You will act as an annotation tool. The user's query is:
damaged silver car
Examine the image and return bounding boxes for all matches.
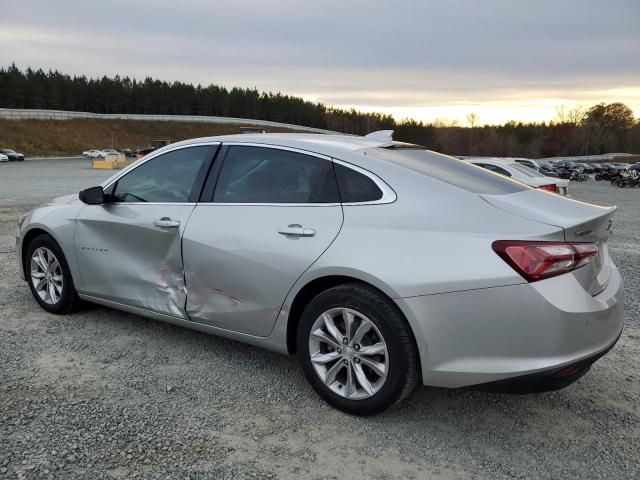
[17,132,623,415]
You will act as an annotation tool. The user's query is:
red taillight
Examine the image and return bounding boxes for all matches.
[492,241,598,282]
[538,184,559,194]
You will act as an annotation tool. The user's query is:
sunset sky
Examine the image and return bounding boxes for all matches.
[1,0,639,125]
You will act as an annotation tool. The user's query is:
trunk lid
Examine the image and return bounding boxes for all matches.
[481,190,615,295]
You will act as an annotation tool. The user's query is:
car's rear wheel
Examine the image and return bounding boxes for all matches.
[297,283,419,415]
[26,234,80,314]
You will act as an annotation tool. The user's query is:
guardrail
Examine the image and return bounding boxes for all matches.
[0,108,337,134]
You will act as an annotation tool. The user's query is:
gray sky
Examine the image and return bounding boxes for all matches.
[1,0,639,124]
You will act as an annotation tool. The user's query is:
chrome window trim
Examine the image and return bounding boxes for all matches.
[196,203,341,207]
[208,142,397,206]
[99,202,198,206]
[101,140,397,207]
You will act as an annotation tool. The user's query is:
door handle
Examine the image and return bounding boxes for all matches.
[278,224,316,237]
[153,217,180,229]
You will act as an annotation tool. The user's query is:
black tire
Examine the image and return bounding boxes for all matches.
[25,234,80,314]
[297,283,420,416]
[595,175,601,181]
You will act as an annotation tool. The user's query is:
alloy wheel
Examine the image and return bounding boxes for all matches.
[308,307,389,400]
[30,247,63,305]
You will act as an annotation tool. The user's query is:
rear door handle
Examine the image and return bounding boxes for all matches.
[278,224,316,237]
[153,217,180,229]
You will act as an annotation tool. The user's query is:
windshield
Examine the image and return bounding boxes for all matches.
[370,148,528,195]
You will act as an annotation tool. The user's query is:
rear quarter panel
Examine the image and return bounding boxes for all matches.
[311,170,564,298]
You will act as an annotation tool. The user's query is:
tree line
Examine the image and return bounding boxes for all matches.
[1,64,638,158]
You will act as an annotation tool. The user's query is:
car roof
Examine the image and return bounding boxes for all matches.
[161,133,397,158]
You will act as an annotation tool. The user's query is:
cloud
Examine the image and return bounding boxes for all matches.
[1,0,639,123]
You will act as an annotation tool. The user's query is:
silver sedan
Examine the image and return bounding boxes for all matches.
[16,132,623,415]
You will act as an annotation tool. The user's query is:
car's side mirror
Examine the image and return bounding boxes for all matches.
[79,186,105,205]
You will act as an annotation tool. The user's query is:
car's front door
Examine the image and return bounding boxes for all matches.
[182,144,344,336]
[75,144,217,317]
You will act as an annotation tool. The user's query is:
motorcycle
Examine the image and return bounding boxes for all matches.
[570,171,589,182]
[613,172,639,187]
[620,173,640,188]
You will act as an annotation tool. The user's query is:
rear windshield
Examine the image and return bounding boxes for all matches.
[371,148,528,195]
[510,163,543,178]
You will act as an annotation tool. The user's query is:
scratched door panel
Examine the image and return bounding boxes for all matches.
[75,204,195,317]
[182,205,343,336]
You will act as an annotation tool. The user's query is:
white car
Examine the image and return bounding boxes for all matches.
[0,153,8,162]
[464,157,569,196]
[99,149,119,158]
[83,150,102,158]
[511,158,540,169]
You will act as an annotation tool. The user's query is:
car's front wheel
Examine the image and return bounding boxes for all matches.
[26,234,80,314]
[297,283,419,415]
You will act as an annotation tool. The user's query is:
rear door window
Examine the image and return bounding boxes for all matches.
[213,146,339,203]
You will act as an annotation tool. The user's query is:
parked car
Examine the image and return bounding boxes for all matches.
[513,158,539,170]
[575,163,595,174]
[0,153,8,162]
[119,148,135,158]
[510,158,559,178]
[464,157,570,195]
[0,148,25,161]
[539,166,559,178]
[554,160,574,170]
[83,149,102,158]
[99,149,119,158]
[16,132,623,415]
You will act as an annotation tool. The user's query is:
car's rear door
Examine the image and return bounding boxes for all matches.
[75,144,218,317]
[182,144,344,336]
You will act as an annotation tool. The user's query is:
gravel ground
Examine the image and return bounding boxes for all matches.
[1,160,639,479]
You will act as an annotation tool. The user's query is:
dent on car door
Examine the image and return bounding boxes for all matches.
[182,145,344,336]
[75,144,216,317]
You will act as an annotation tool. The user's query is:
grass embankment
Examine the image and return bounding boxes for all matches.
[0,119,300,157]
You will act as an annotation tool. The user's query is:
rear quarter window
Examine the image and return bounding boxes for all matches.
[334,164,383,202]
[370,148,528,195]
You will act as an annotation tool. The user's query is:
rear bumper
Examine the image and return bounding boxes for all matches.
[471,328,621,393]
[397,263,624,388]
